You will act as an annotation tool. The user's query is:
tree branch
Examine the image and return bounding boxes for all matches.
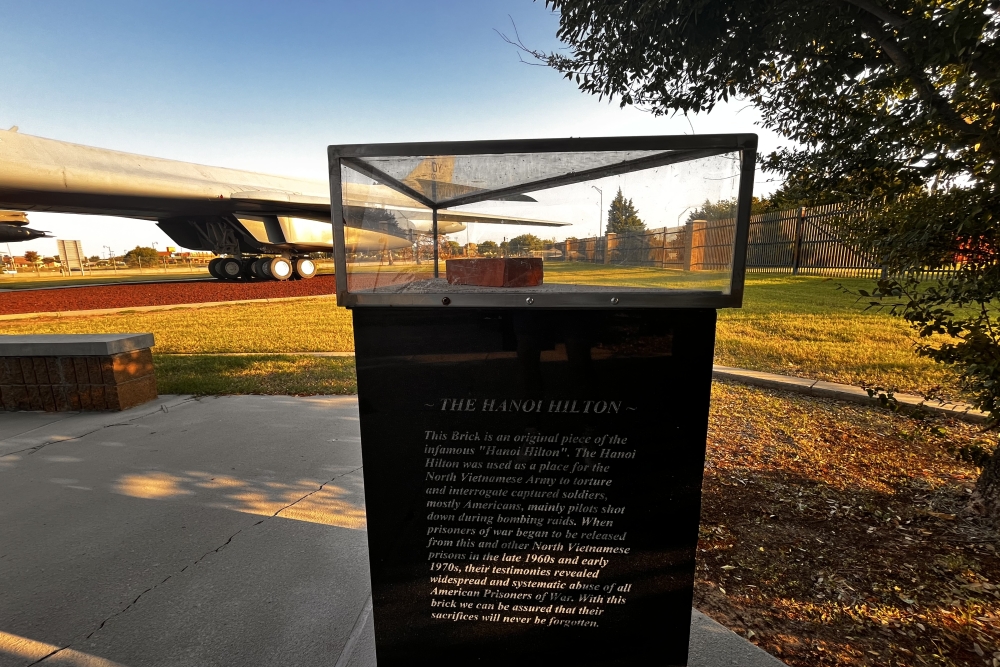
[851,12,985,141]
[841,0,909,29]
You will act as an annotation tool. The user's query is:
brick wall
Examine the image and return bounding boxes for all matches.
[0,348,157,411]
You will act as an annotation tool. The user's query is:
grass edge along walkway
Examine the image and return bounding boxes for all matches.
[153,351,988,424]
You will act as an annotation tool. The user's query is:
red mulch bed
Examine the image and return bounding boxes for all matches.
[0,276,339,315]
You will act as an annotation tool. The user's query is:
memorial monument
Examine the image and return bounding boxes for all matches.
[329,135,755,666]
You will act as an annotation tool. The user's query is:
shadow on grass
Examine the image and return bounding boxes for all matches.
[154,354,357,395]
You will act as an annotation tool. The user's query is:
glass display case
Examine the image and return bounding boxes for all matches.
[328,135,756,308]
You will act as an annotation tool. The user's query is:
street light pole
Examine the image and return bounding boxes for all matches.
[591,186,603,263]
[104,246,117,275]
[677,206,694,227]
[591,186,603,237]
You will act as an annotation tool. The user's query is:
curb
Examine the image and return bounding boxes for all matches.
[713,365,990,424]
[0,293,337,321]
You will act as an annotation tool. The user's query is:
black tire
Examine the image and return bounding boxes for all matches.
[207,257,223,279]
[249,258,265,279]
[218,257,242,280]
[241,258,257,279]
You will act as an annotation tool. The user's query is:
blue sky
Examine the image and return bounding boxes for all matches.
[1,1,787,257]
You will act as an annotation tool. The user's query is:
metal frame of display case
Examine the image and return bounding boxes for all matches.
[328,134,756,309]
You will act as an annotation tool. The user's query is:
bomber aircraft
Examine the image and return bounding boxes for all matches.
[0,128,566,280]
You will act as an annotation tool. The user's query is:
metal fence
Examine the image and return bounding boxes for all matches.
[554,202,961,279]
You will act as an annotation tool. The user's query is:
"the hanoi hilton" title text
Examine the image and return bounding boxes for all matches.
[439,398,623,414]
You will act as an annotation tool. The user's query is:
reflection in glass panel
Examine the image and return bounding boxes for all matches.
[355,151,668,204]
[341,150,743,296]
[341,163,434,292]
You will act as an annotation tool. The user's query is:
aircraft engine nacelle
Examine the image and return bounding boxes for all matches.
[0,224,49,243]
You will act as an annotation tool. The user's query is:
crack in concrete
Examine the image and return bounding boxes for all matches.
[25,647,67,667]
[1,414,76,441]
[271,464,364,520]
[43,463,365,661]
[0,398,197,459]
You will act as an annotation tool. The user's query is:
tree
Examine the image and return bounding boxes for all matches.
[509,233,545,255]
[23,250,38,263]
[124,246,159,268]
[478,240,500,257]
[527,1,1000,519]
[88,255,101,263]
[687,197,774,222]
[606,188,645,234]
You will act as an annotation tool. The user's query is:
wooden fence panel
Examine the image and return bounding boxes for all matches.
[552,201,964,279]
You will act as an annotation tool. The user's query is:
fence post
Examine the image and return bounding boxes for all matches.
[662,227,668,269]
[791,207,806,275]
[682,221,694,271]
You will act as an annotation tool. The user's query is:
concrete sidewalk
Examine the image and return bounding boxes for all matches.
[0,396,784,667]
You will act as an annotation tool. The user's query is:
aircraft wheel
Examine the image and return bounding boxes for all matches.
[218,257,243,280]
[241,258,257,279]
[207,257,223,279]
[257,258,273,279]
[269,257,292,281]
[293,258,316,280]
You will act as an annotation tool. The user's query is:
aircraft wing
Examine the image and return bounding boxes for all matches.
[0,129,333,221]
[0,131,565,227]
[436,210,569,228]
[0,130,569,258]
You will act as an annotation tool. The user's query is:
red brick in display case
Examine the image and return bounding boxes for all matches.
[445,258,543,288]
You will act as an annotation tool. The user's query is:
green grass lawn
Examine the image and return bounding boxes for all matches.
[0,268,212,290]
[0,298,354,353]
[715,273,960,398]
[155,355,356,395]
[0,269,962,398]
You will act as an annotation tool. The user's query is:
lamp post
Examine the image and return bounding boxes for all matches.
[104,246,117,275]
[591,186,603,237]
[677,206,694,227]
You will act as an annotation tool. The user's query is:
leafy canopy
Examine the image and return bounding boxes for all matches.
[607,188,646,234]
[529,0,1000,517]
[536,0,996,202]
[124,246,160,267]
[509,233,545,253]
[477,240,500,256]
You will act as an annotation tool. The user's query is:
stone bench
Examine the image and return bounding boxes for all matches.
[0,334,157,412]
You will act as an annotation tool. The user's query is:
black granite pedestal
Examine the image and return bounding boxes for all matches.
[353,308,717,666]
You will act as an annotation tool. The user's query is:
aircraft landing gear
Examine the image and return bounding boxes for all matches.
[208,255,315,281]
